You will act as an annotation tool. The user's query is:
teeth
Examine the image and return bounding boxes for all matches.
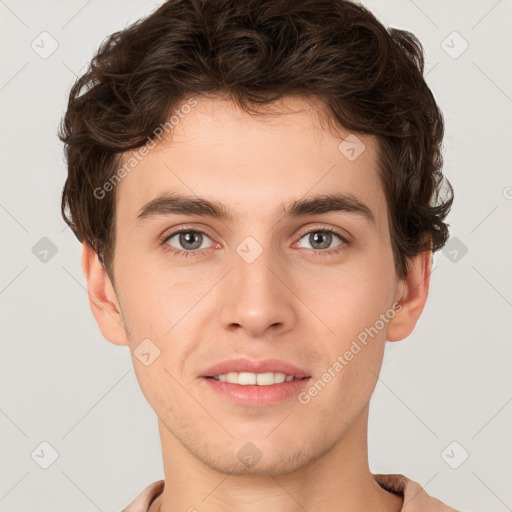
[212,372,297,385]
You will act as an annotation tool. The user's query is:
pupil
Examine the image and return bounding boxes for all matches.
[180,232,201,250]
[311,232,331,249]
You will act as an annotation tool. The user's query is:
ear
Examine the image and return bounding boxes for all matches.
[386,250,432,342]
[81,242,128,346]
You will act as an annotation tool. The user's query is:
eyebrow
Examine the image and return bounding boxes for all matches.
[136,191,375,225]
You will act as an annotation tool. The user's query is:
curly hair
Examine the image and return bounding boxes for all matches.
[59,0,453,283]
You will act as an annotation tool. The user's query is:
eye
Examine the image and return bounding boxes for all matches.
[160,225,348,259]
[296,227,347,254]
[161,228,215,257]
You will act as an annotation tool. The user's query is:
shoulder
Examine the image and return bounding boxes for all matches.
[373,473,461,511]
[121,480,165,512]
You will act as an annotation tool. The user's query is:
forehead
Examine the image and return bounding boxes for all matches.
[114,95,386,228]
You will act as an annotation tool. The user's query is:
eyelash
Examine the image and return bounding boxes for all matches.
[159,225,349,259]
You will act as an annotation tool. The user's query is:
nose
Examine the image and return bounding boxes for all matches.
[217,238,297,338]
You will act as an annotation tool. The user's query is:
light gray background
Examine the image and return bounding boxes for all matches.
[1,1,511,511]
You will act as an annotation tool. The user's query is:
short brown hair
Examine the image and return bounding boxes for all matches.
[59,0,453,283]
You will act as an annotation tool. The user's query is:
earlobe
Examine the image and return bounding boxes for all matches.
[80,242,128,346]
[386,250,432,342]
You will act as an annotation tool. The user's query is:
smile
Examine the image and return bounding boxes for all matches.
[209,371,304,385]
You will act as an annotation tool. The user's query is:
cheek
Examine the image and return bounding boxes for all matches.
[131,357,182,423]
[115,258,178,339]
[301,259,394,337]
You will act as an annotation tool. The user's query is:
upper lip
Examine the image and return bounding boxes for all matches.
[201,358,311,379]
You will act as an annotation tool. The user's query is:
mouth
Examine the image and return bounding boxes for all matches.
[202,374,311,406]
[201,357,311,381]
[200,357,312,406]
[206,372,307,385]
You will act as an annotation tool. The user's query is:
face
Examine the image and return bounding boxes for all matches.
[93,95,412,476]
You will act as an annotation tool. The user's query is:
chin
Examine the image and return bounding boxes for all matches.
[203,447,313,477]
[188,430,332,478]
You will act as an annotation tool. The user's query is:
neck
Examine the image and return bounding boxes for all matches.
[152,406,403,512]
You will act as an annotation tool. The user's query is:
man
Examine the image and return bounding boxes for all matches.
[59,0,459,510]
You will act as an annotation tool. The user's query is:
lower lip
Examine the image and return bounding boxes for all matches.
[202,377,311,406]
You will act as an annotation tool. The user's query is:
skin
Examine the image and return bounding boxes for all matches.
[82,95,431,512]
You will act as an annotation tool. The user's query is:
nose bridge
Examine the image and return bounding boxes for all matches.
[233,232,283,301]
[218,230,295,334]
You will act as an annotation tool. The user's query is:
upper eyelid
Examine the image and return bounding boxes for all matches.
[297,225,347,239]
